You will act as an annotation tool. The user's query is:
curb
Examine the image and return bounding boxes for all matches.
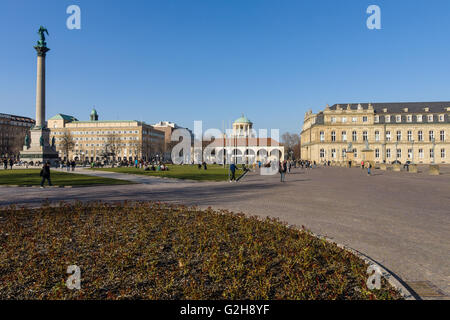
[287,225,417,300]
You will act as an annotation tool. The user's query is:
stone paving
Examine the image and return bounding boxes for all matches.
[0,165,449,299]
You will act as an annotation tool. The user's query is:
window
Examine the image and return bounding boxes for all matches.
[429,131,434,141]
[362,116,368,123]
[386,131,391,141]
[419,149,424,159]
[352,117,357,123]
[408,149,413,159]
[440,130,445,141]
[342,149,347,158]
[385,115,391,123]
[352,131,357,141]
[374,115,379,123]
[342,117,347,123]
[427,115,433,122]
[331,131,336,142]
[375,131,380,141]
[441,148,446,158]
[407,130,412,141]
[342,131,347,142]
[417,115,423,122]
[320,131,324,142]
[375,148,380,158]
[407,115,412,122]
[363,131,368,141]
[331,117,336,123]
[396,131,402,141]
[386,148,391,158]
[320,149,325,158]
[396,115,401,123]
[397,149,402,159]
[418,131,423,141]
[353,149,357,158]
[331,149,336,158]
[430,149,434,159]
[439,114,445,122]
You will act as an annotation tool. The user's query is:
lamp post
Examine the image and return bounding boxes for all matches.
[395,141,399,163]
[411,139,414,164]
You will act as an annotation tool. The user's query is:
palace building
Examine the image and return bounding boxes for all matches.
[300,102,450,164]
[48,108,165,162]
[205,115,285,164]
[0,113,35,158]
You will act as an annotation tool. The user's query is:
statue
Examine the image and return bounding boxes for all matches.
[347,142,353,152]
[40,135,44,147]
[51,136,55,148]
[364,139,370,150]
[37,26,49,47]
[24,134,30,149]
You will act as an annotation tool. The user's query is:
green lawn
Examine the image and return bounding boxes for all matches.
[0,169,133,187]
[91,164,244,181]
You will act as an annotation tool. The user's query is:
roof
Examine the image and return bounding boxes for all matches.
[90,108,98,115]
[48,114,78,121]
[329,102,450,114]
[234,114,252,124]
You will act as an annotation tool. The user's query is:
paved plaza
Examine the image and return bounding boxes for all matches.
[0,165,449,299]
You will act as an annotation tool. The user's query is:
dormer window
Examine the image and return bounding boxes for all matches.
[374,115,379,123]
[396,115,401,122]
[331,117,336,123]
[424,107,430,112]
[342,117,347,123]
[385,115,391,123]
[383,108,388,113]
[417,115,422,122]
[439,114,445,122]
[407,115,412,122]
[403,108,408,112]
[427,115,434,122]
[362,116,368,123]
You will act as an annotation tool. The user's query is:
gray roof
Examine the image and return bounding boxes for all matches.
[329,102,450,114]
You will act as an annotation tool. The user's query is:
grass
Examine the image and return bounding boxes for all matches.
[0,202,401,300]
[0,169,133,187]
[91,164,244,181]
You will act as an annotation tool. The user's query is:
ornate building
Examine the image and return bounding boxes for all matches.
[205,114,284,164]
[48,108,165,162]
[300,102,450,164]
[0,113,35,158]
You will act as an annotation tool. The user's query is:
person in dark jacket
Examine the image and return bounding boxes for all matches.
[230,163,237,182]
[9,158,13,169]
[40,161,52,187]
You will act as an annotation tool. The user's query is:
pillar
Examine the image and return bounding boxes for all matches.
[35,46,50,128]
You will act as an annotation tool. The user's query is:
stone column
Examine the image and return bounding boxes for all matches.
[34,46,50,128]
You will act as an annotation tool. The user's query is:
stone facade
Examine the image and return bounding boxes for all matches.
[300,102,450,164]
[48,110,165,162]
[0,113,35,158]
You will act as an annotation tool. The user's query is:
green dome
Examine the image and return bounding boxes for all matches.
[234,114,252,124]
[91,108,98,115]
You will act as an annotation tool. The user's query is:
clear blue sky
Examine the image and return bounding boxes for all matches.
[1,0,450,134]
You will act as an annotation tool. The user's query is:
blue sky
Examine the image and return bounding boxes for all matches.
[1,0,450,134]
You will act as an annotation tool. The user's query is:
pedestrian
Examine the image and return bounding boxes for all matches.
[367,162,372,176]
[230,163,237,182]
[361,161,365,169]
[203,161,207,170]
[9,158,13,169]
[3,158,7,170]
[71,160,76,171]
[348,160,352,168]
[279,161,286,182]
[40,161,52,188]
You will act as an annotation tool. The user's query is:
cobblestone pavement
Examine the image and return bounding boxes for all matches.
[1,166,449,299]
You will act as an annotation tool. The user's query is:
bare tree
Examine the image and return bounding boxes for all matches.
[61,131,75,160]
[104,133,121,160]
[281,132,301,159]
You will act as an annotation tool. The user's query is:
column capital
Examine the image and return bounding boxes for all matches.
[34,46,50,57]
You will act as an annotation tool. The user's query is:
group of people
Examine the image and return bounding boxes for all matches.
[2,158,14,170]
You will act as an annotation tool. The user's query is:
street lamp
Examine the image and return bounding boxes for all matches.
[411,139,414,164]
[395,141,399,163]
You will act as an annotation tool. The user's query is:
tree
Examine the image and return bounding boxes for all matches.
[104,133,121,161]
[281,132,301,159]
[61,131,75,160]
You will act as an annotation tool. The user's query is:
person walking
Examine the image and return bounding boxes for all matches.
[279,161,286,182]
[40,161,52,188]
[71,160,76,171]
[230,163,237,182]
[367,162,372,176]
[3,158,7,170]
[361,160,365,170]
[9,158,13,170]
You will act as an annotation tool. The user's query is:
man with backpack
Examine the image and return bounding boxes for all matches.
[40,161,52,188]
